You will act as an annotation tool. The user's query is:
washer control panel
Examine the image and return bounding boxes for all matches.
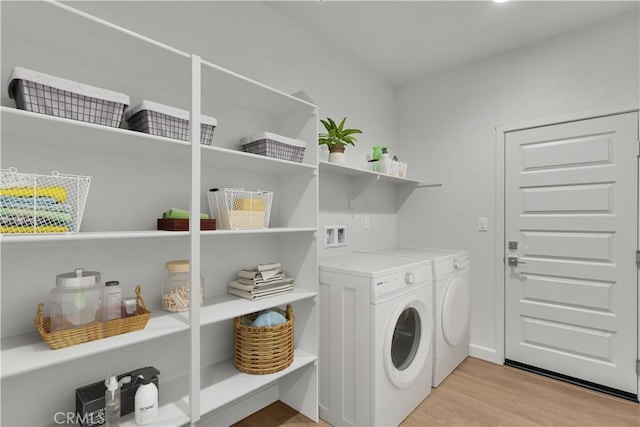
[372,265,430,303]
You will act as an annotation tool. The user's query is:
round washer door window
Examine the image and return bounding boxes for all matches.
[441,276,470,347]
[392,307,420,370]
[384,294,433,388]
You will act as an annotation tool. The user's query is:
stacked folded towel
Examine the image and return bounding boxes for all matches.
[0,187,74,232]
[228,262,294,301]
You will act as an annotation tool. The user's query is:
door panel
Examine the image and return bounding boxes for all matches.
[505,112,638,394]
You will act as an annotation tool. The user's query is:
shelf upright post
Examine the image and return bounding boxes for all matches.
[189,53,202,425]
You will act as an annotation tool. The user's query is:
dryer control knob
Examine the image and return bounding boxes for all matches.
[454,260,460,269]
[405,272,415,284]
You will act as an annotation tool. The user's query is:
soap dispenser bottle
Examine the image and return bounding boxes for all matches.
[105,375,121,427]
[372,146,382,172]
[380,146,390,173]
[134,367,160,425]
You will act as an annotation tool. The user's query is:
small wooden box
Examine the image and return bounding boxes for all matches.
[157,218,216,231]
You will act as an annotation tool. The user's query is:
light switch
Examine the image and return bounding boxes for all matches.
[478,217,488,231]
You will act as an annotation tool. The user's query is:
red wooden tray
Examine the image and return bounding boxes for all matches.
[157,218,216,231]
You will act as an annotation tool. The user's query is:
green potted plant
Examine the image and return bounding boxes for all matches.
[318,117,362,164]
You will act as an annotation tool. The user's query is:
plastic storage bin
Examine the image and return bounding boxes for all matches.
[162,260,204,312]
[0,167,91,234]
[207,188,273,230]
[8,66,129,127]
[241,132,306,163]
[125,100,217,145]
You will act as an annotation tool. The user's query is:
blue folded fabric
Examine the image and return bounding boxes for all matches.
[0,195,59,207]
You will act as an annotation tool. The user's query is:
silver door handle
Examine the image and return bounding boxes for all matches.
[508,257,527,267]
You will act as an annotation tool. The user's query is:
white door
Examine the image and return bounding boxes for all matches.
[505,112,638,395]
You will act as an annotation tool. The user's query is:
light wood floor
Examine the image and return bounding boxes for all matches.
[233,357,640,426]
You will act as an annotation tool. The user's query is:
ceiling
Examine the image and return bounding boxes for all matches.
[268,1,639,86]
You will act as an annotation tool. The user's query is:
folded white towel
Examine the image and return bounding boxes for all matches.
[229,280,294,293]
[238,269,283,281]
[242,262,281,272]
[228,286,293,301]
[236,276,292,287]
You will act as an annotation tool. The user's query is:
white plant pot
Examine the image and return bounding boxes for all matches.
[328,151,346,164]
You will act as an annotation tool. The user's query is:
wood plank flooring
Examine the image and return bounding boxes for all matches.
[232,357,639,426]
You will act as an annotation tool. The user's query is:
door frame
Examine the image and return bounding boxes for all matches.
[493,104,640,388]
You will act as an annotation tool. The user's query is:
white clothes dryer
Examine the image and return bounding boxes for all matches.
[359,248,470,387]
[318,252,434,427]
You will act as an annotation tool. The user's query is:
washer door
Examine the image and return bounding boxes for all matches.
[384,293,433,388]
[441,275,470,347]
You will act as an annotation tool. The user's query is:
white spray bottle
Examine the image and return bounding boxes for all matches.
[134,367,160,425]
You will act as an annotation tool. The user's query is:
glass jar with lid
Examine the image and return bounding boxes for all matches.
[50,268,102,332]
[162,260,204,312]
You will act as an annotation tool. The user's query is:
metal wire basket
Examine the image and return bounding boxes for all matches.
[125,100,217,145]
[8,67,129,128]
[1,167,91,234]
[207,188,273,230]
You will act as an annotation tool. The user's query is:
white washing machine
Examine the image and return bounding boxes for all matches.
[318,252,434,427]
[359,248,470,387]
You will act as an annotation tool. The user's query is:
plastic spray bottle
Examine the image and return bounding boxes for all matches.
[104,375,131,427]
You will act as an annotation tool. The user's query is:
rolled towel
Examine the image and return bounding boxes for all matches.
[162,208,209,220]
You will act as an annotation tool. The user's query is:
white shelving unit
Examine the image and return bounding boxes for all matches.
[0,2,318,426]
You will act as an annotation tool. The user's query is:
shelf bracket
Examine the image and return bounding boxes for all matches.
[415,181,444,188]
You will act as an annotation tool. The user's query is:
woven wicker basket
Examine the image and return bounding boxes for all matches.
[233,305,294,375]
[35,285,151,350]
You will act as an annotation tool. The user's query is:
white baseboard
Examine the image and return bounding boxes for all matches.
[469,343,501,364]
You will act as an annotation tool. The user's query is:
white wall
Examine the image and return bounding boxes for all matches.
[396,12,640,361]
[70,1,400,256]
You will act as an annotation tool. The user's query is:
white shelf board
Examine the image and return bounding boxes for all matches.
[201,227,317,237]
[0,227,317,243]
[1,107,318,177]
[201,59,316,118]
[175,290,317,326]
[119,350,316,427]
[0,230,189,243]
[200,350,316,417]
[319,161,422,185]
[120,398,189,427]
[202,145,317,176]
[1,107,191,161]
[0,312,189,379]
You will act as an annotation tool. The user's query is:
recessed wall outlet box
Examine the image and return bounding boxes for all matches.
[75,366,160,427]
[336,225,347,247]
[325,225,336,248]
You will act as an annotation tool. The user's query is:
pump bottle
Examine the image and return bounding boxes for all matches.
[134,368,159,425]
[105,375,121,427]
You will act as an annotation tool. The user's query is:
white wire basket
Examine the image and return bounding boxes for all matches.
[207,188,273,230]
[0,167,92,234]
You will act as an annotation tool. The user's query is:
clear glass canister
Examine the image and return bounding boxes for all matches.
[162,260,204,312]
[50,268,102,332]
